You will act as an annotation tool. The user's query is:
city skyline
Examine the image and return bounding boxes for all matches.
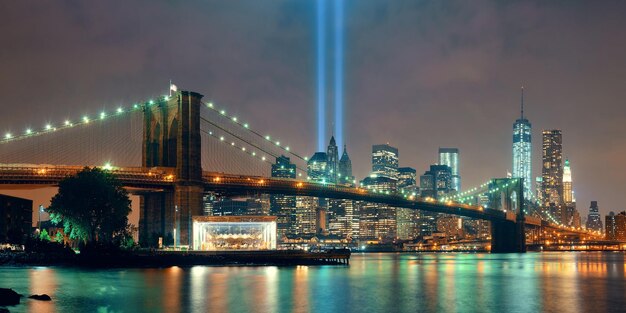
[1,1,625,216]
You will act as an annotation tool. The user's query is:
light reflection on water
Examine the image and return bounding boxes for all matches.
[0,252,625,313]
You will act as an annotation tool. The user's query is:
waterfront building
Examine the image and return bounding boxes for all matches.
[419,164,453,236]
[270,156,297,239]
[585,201,603,232]
[329,145,356,239]
[396,167,420,240]
[605,211,626,241]
[438,148,460,193]
[359,175,397,240]
[192,216,277,251]
[512,88,533,200]
[295,196,318,236]
[541,129,563,207]
[0,194,32,243]
[372,144,399,179]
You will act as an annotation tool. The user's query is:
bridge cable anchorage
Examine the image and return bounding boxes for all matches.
[200,101,307,162]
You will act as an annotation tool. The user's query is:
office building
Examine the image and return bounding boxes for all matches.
[605,211,626,241]
[338,145,354,185]
[541,129,563,206]
[0,194,32,244]
[438,148,460,193]
[563,158,573,204]
[327,136,339,183]
[512,88,533,200]
[372,144,399,179]
[585,201,603,232]
[270,156,297,239]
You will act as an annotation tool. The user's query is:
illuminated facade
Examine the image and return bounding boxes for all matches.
[397,167,420,240]
[372,144,399,179]
[438,148,460,193]
[192,216,277,251]
[270,156,297,239]
[563,158,573,204]
[295,196,318,235]
[307,152,328,182]
[512,88,532,200]
[541,130,563,206]
[605,211,626,241]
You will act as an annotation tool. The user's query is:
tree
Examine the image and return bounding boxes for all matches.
[39,229,51,241]
[47,167,131,245]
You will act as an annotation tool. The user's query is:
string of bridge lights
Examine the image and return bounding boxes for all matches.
[199,127,305,178]
[201,101,309,163]
[1,96,176,144]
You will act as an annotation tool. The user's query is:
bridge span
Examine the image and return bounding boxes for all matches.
[0,90,602,252]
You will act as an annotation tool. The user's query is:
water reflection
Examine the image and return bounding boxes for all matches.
[0,252,625,312]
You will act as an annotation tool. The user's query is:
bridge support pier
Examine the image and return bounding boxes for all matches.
[490,218,526,253]
[139,90,204,248]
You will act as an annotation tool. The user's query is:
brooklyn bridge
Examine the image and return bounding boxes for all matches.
[0,90,602,252]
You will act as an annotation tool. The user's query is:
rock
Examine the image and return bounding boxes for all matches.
[0,288,20,305]
[28,294,51,301]
[0,307,10,313]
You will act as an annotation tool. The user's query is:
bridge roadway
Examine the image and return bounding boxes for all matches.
[0,164,599,237]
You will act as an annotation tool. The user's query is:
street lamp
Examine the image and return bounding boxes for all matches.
[38,205,44,234]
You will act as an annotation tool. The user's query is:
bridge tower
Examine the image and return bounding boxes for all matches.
[490,178,526,253]
[139,91,204,247]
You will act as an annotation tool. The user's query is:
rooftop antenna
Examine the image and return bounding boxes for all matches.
[522,86,524,119]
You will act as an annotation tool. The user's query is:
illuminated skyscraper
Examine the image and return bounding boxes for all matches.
[563,158,573,204]
[512,87,532,200]
[307,152,328,182]
[372,144,399,179]
[438,148,460,192]
[327,136,339,183]
[541,129,563,206]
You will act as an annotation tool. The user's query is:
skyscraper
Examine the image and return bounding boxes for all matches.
[563,158,573,204]
[512,87,532,200]
[372,144,399,179]
[307,152,328,182]
[397,167,420,240]
[270,156,297,239]
[438,148,460,192]
[542,130,563,206]
[327,136,339,183]
[585,201,603,232]
[338,145,354,185]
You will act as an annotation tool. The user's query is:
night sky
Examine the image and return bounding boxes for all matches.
[1,1,625,218]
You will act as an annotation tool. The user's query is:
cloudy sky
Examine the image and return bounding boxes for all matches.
[1,0,625,218]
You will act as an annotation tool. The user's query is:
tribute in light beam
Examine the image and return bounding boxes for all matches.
[316,0,327,151]
[334,0,344,149]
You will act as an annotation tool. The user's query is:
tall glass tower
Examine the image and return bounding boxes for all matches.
[438,148,460,192]
[512,87,532,200]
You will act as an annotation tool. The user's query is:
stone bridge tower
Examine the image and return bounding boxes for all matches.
[139,91,204,247]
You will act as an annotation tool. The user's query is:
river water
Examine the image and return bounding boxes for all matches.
[1,252,624,313]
